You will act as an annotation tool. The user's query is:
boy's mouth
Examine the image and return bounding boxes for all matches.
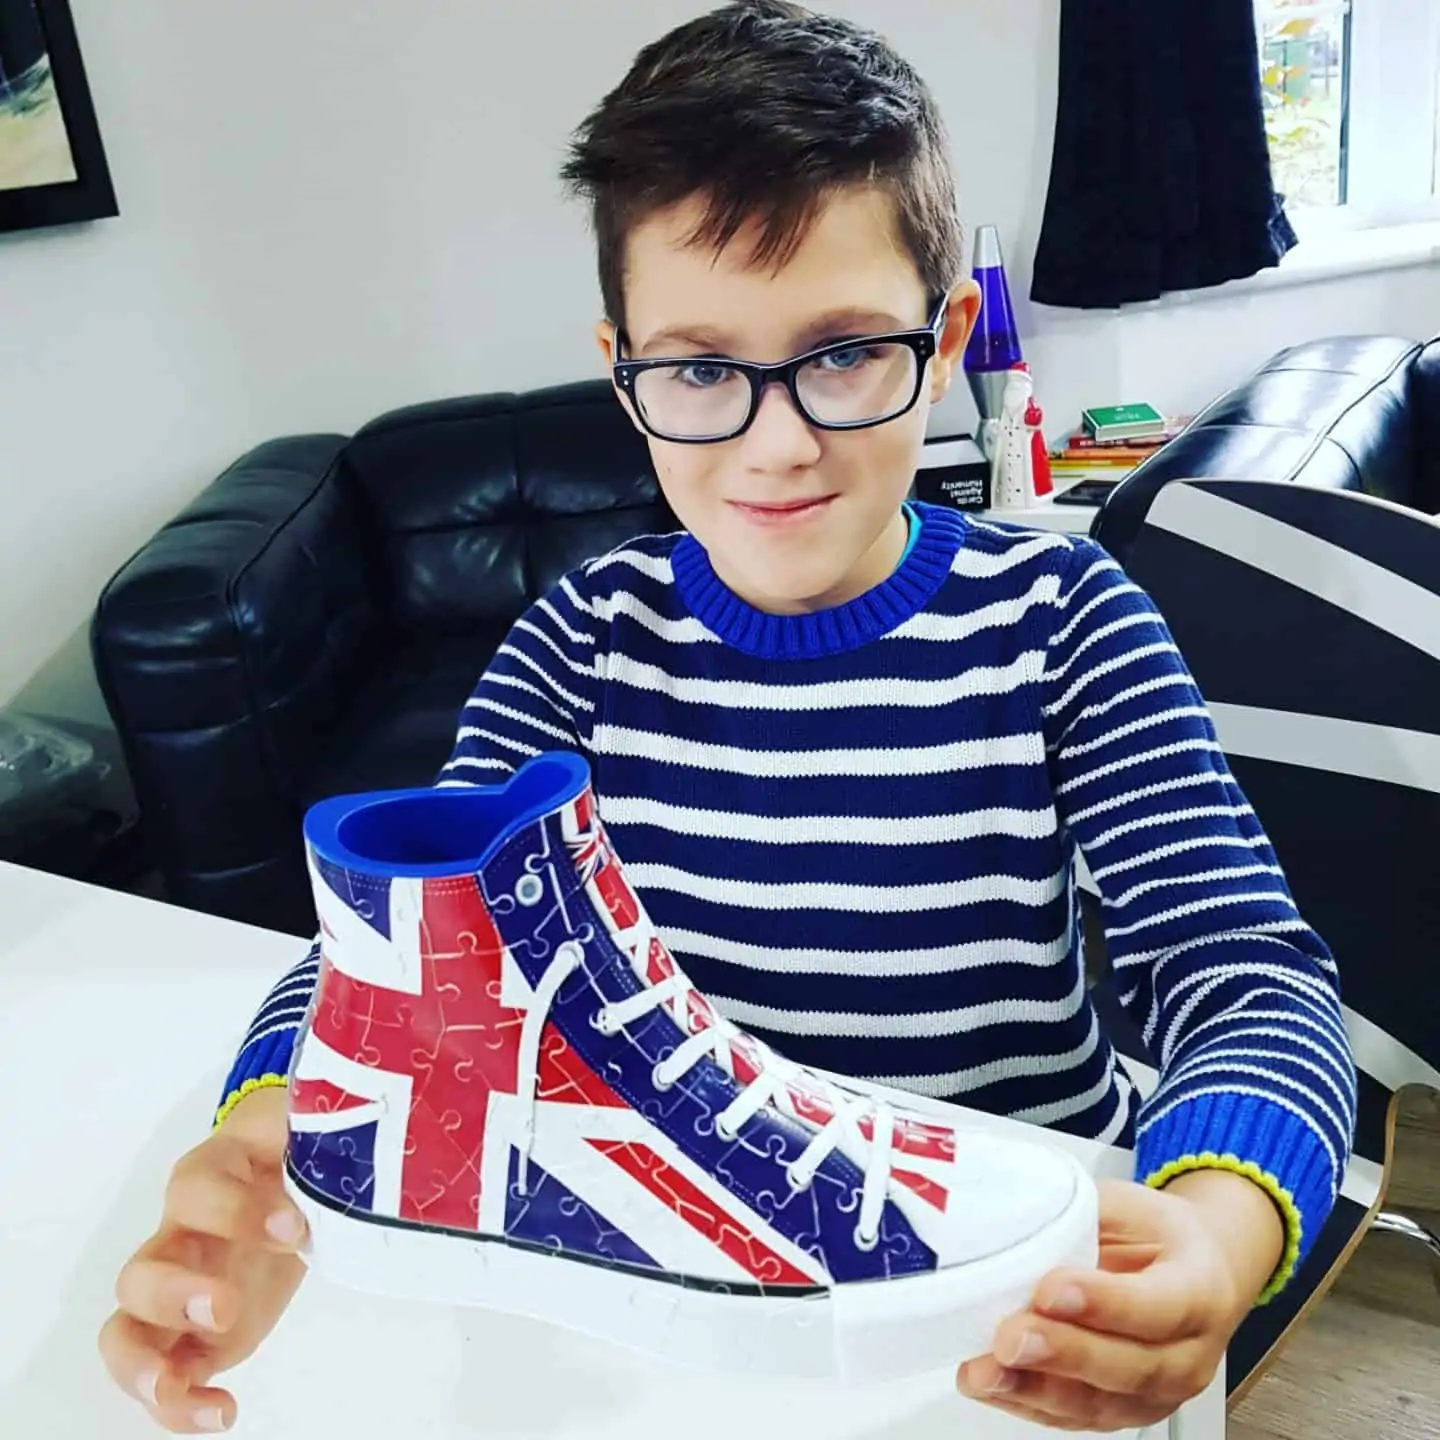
[729,495,837,526]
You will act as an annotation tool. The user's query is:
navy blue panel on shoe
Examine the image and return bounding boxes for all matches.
[504,1150,659,1271]
[290,1119,379,1214]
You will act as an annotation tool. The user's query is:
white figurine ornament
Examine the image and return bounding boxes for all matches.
[990,369,1036,510]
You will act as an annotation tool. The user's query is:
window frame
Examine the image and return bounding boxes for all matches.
[1259,0,1440,235]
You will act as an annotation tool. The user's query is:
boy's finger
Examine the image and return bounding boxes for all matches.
[163,1158,304,1251]
[959,1360,1175,1433]
[115,1258,234,1336]
[148,1384,237,1435]
[163,1163,258,1242]
[97,1310,186,1410]
[99,1312,236,1432]
[963,1391,1095,1433]
[1096,1239,1165,1273]
[958,1359,1099,1429]
[990,1310,1207,1401]
[1032,1258,1211,1342]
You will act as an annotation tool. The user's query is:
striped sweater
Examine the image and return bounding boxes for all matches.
[222,503,1357,1294]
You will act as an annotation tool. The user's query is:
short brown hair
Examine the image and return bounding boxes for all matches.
[561,0,964,330]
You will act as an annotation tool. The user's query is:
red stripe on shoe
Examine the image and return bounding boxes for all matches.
[588,1140,817,1287]
[855,1113,957,1164]
[536,1022,628,1107]
[893,1167,949,1211]
[290,1077,372,1114]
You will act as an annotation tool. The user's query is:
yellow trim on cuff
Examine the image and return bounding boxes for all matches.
[1144,1151,1302,1305]
[213,1073,289,1131]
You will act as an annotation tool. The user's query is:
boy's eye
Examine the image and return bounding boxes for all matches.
[674,361,737,389]
[813,344,881,374]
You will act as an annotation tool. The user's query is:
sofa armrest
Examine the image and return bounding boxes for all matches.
[1095,335,1423,565]
[1412,336,1440,515]
[92,434,376,929]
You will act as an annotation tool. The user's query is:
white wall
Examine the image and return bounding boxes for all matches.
[3,0,1437,737]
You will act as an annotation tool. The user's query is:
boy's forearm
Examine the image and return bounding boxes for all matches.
[1162,1168,1287,1308]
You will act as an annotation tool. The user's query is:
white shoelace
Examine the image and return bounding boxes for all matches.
[512,942,897,1249]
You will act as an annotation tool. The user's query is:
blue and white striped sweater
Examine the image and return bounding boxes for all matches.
[222,504,1356,1290]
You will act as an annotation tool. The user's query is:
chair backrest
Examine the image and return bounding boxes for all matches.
[1097,477,1440,1089]
[338,379,674,639]
[1095,477,1440,1397]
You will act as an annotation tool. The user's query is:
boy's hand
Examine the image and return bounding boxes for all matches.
[957,1172,1285,1433]
[98,1086,308,1434]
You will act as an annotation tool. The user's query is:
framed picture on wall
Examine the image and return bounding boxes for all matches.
[0,0,116,235]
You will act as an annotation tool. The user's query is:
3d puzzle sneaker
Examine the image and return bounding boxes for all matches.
[285,753,1099,1382]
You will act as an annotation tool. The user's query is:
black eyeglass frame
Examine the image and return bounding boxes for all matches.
[611,295,950,445]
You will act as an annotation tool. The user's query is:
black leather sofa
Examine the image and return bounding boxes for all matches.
[93,382,673,937]
[93,334,1438,938]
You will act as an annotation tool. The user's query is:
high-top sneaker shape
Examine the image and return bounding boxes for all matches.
[285,752,1098,1382]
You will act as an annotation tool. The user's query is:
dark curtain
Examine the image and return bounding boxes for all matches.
[1031,0,1297,309]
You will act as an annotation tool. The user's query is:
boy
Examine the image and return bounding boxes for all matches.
[100,2,1356,1433]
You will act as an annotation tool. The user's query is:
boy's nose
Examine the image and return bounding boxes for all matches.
[739,382,824,471]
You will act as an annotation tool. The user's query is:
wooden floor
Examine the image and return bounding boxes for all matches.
[1229,1088,1440,1439]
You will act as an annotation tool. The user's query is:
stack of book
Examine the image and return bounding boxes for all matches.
[1048,406,1190,497]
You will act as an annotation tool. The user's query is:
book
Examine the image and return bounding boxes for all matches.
[1050,453,1142,468]
[1055,416,1188,457]
[1047,465,1132,483]
[913,433,990,510]
[1065,429,1185,453]
[1080,402,1167,443]
[1054,449,1160,463]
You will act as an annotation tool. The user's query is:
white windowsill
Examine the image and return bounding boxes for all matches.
[1128,219,1440,311]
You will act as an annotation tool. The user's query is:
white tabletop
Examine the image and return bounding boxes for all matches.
[978,502,1097,535]
[0,860,1222,1439]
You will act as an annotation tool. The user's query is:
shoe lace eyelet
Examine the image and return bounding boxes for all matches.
[515,873,544,907]
[591,1007,617,1036]
[651,1065,674,1092]
[853,1225,879,1253]
[715,1115,738,1142]
[556,940,585,967]
[786,1164,813,1192]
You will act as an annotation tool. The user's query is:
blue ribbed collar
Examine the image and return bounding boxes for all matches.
[670,502,966,659]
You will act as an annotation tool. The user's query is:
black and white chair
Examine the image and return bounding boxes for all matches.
[1087,477,1440,1405]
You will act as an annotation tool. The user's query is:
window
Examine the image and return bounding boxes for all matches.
[1260,0,1440,231]
[1261,1,1351,209]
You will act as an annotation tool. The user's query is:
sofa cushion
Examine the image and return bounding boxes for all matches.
[299,632,507,805]
[339,381,672,636]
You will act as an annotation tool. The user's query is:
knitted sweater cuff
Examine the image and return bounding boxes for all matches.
[214,1025,298,1130]
[1135,1093,1338,1303]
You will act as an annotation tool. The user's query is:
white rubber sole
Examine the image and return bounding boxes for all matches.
[285,1155,1099,1384]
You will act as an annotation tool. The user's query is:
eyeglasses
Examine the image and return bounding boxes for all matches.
[611,297,948,445]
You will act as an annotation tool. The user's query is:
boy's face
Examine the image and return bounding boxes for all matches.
[597,185,979,616]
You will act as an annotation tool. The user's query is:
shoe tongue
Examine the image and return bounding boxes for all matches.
[568,802,951,1162]
[572,814,836,1132]
[566,804,731,1036]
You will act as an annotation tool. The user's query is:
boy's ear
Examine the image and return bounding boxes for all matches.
[928,279,982,402]
[595,319,619,367]
[596,320,646,434]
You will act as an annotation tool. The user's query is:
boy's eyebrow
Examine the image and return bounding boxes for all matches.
[635,307,911,358]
